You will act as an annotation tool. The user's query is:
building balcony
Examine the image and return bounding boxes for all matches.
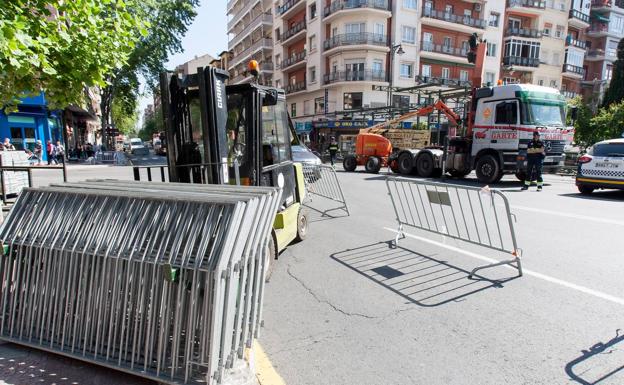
[590,0,624,10]
[420,42,468,60]
[565,36,587,49]
[414,75,471,87]
[280,51,306,71]
[585,48,617,61]
[568,9,590,29]
[587,23,614,37]
[277,0,305,18]
[227,0,261,31]
[323,70,387,85]
[502,56,540,68]
[505,27,542,39]
[562,63,586,78]
[280,20,306,45]
[228,13,272,49]
[421,8,486,34]
[285,81,306,94]
[561,90,580,99]
[230,37,273,67]
[323,33,389,54]
[506,0,546,15]
[323,0,390,22]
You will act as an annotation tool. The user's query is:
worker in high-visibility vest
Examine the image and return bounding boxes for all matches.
[522,131,545,191]
[328,137,339,166]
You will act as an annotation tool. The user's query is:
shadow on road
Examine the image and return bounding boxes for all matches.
[559,191,624,202]
[565,329,624,385]
[331,242,517,307]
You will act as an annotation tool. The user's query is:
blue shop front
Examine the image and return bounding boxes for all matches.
[0,93,63,162]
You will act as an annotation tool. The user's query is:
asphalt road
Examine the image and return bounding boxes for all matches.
[261,169,624,385]
[3,165,624,384]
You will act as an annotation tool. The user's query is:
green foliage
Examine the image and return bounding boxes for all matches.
[569,96,594,145]
[0,0,147,110]
[602,38,624,108]
[589,101,624,142]
[139,104,163,141]
[111,97,138,135]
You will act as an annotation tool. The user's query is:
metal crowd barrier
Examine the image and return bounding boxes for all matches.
[386,177,522,277]
[95,151,127,165]
[302,164,350,216]
[0,181,281,384]
[133,161,240,185]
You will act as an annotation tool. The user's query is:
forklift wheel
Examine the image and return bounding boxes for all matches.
[365,157,381,173]
[264,235,277,283]
[295,208,309,242]
[343,155,357,172]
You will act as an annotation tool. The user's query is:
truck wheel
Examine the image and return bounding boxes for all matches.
[265,234,277,283]
[365,157,381,173]
[416,153,434,177]
[515,171,527,182]
[295,208,309,242]
[449,170,470,178]
[398,153,413,175]
[343,155,357,172]
[475,155,503,184]
[578,185,594,195]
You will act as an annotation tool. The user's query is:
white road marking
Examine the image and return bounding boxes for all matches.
[383,227,624,306]
[510,205,624,227]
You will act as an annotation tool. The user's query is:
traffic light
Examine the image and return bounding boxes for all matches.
[467,33,479,64]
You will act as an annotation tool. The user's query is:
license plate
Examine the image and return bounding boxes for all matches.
[545,156,560,163]
[595,162,620,168]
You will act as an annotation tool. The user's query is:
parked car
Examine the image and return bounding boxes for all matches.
[292,144,321,166]
[127,138,149,156]
[576,138,624,195]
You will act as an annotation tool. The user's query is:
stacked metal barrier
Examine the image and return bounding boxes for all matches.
[0,181,281,384]
[301,164,349,216]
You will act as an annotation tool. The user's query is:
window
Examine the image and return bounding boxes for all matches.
[555,25,564,38]
[400,63,413,78]
[606,64,613,80]
[315,97,325,114]
[346,23,366,34]
[504,38,540,60]
[372,60,383,75]
[260,101,291,166]
[421,64,432,77]
[508,17,521,30]
[424,0,433,13]
[441,67,450,79]
[552,52,560,66]
[495,101,518,124]
[422,32,433,50]
[403,0,417,9]
[304,100,312,115]
[402,26,416,44]
[291,103,296,117]
[309,3,317,19]
[538,78,544,86]
[485,72,495,86]
[550,80,557,88]
[392,95,410,108]
[487,42,497,57]
[540,49,549,63]
[275,54,281,68]
[344,92,363,110]
[565,49,584,67]
[503,77,518,84]
[374,23,385,36]
[489,12,500,27]
[309,66,316,83]
[543,25,551,36]
[460,70,469,82]
[309,35,317,51]
[444,4,453,14]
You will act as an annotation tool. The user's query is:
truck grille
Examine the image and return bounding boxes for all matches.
[519,139,565,155]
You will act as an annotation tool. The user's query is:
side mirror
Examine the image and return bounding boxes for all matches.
[263,89,278,106]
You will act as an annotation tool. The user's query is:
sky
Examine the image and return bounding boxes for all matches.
[137,0,228,127]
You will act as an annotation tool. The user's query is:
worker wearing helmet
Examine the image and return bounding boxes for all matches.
[522,131,545,191]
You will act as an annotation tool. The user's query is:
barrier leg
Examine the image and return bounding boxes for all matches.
[390,224,405,249]
[468,251,522,279]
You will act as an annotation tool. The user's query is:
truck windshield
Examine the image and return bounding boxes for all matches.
[520,101,566,127]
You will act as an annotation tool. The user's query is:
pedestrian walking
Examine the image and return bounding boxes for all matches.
[55,140,65,164]
[522,131,545,191]
[328,137,339,166]
[34,140,43,165]
[3,138,15,151]
[46,140,57,165]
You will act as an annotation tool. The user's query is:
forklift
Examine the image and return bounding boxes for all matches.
[159,61,308,277]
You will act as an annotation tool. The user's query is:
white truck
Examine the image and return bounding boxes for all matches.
[389,84,575,184]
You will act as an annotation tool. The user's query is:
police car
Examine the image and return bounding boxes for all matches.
[576,138,624,194]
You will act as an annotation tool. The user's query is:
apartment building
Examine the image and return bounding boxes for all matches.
[563,0,591,99]
[227,0,275,85]
[582,0,624,104]
[273,0,505,128]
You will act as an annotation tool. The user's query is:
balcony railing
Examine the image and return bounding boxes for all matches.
[505,27,542,38]
[563,64,586,76]
[587,23,609,34]
[323,33,388,50]
[323,0,389,17]
[280,20,306,42]
[420,42,468,57]
[421,8,486,29]
[228,0,261,30]
[566,36,587,49]
[285,81,306,94]
[414,75,471,87]
[277,0,303,15]
[281,51,306,68]
[228,13,272,48]
[323,70,387,84]
[561,90,579,99]
[568,9,590,24]
[230,37,273,67]
[507,0,546,9]
[587,48,617,60]
[503,56,540,67]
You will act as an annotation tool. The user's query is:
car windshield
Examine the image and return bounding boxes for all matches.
[520,100,566,127]
[589,143,624,157]
[131,139,142,145]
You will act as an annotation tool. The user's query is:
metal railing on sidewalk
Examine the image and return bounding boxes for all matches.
[95,150,127,165]
[302,164,349,216]
[0,181,281,384]
[386,177,522,277]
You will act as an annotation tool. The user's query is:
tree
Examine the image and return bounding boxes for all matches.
[101,0,199,143]
[590,101,624,142]
[111,98,138,135]
[569,96,594,145]
[602,38,624,108]
[139,104,163,142]
[0,0,147,110]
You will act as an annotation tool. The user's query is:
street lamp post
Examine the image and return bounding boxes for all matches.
[388,43,405,116]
